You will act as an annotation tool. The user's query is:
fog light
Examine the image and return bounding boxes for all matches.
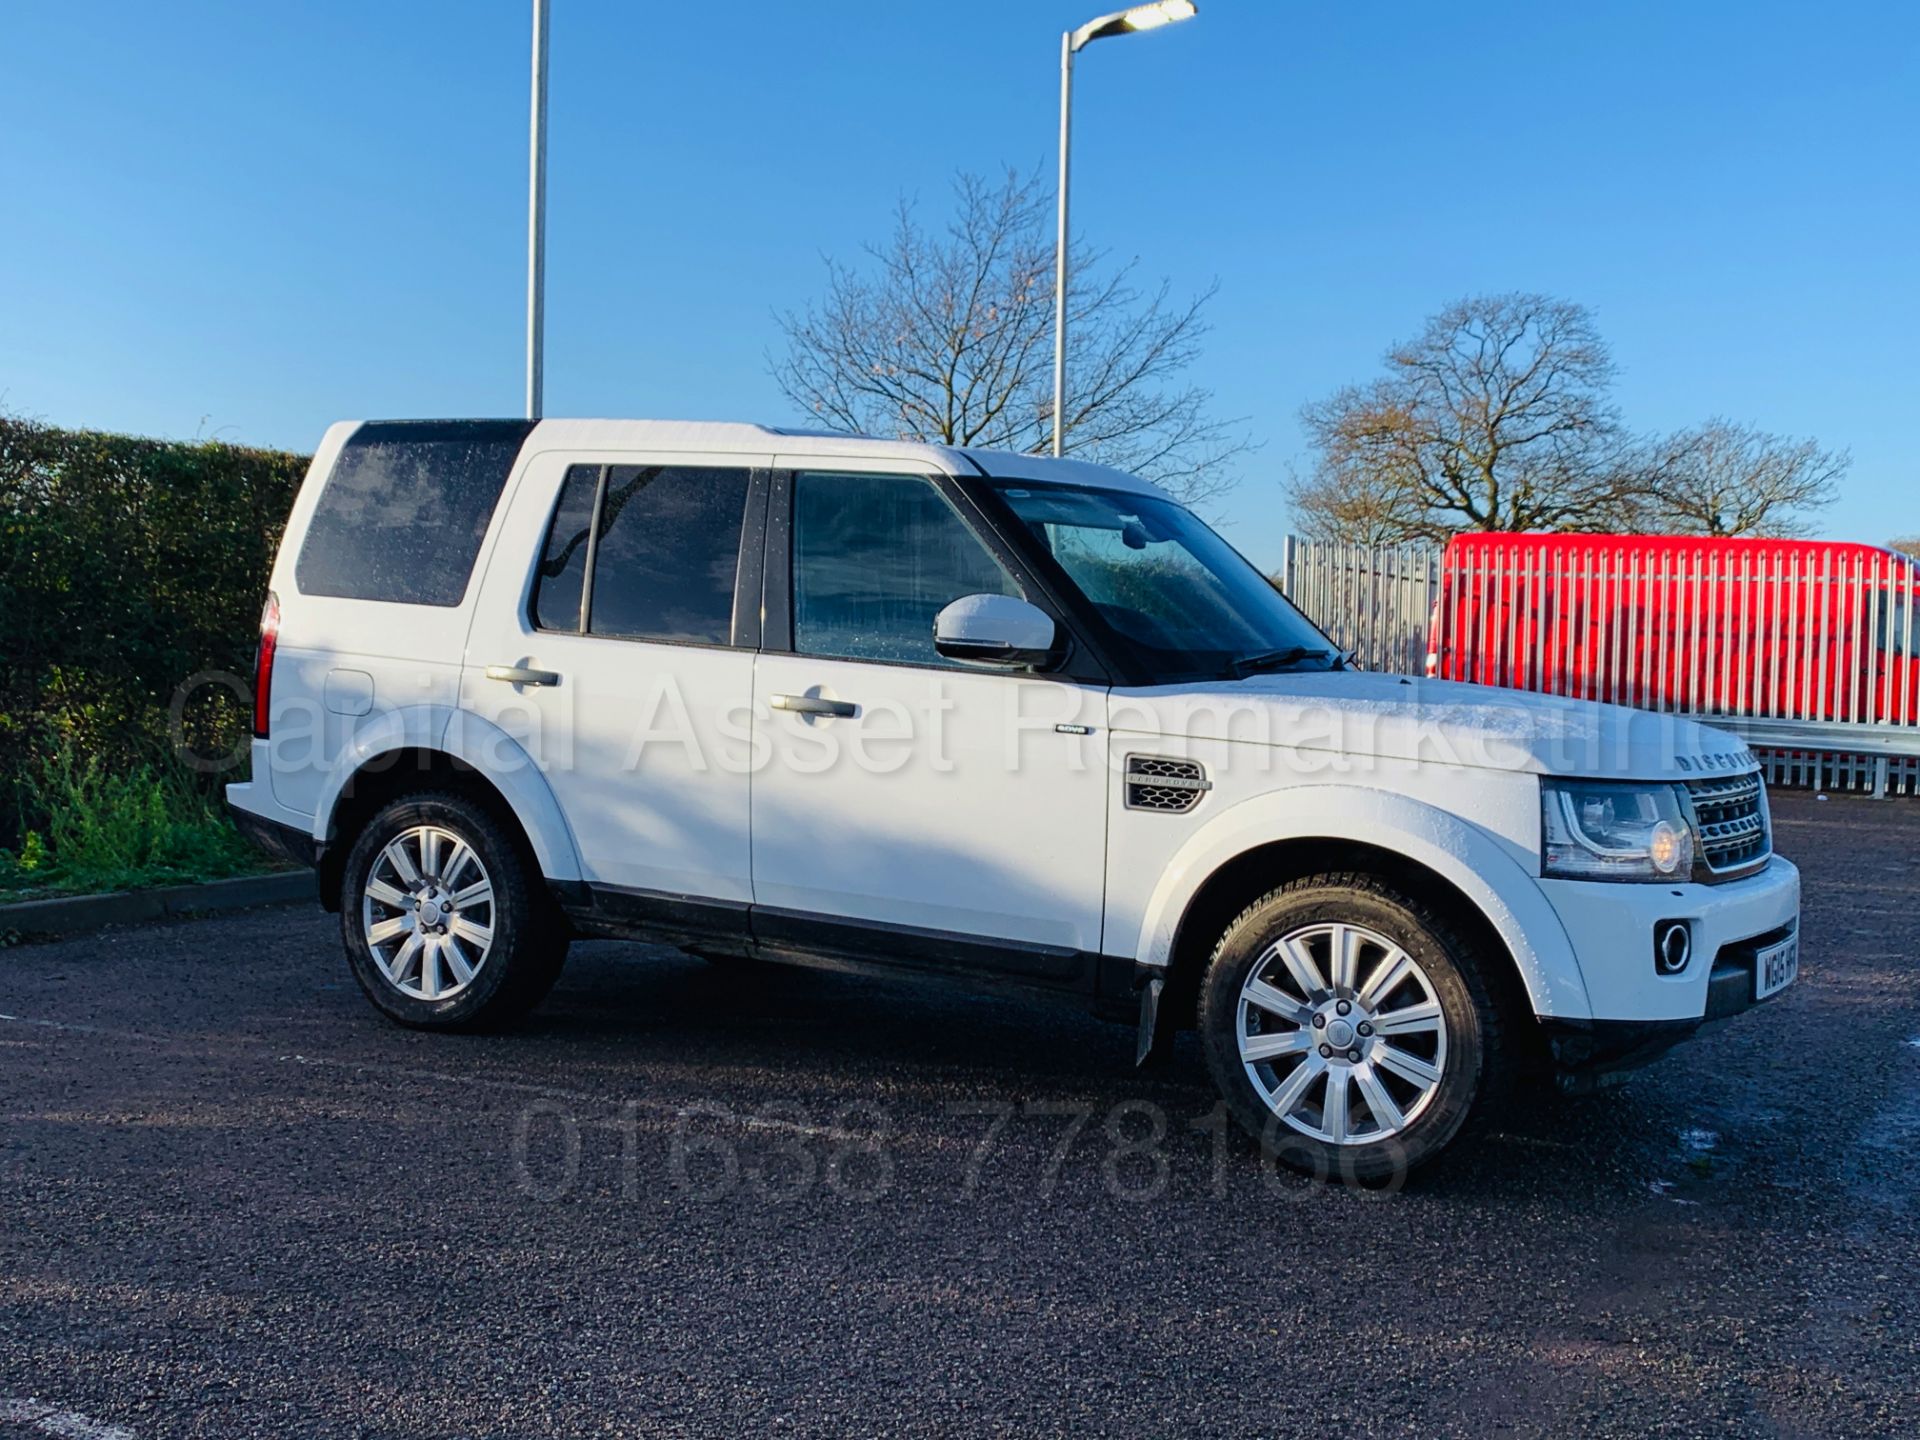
[1654,920,1693,976]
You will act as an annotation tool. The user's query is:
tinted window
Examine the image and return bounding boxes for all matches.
[793,472,1019,667]
[587,466,750,644]
[531,464,598,632]
[295,420,532,605]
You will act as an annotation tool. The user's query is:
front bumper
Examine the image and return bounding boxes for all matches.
[1540,920,1797,1081]
[1536,855,1800,1084]
[1541,855,1800,1022]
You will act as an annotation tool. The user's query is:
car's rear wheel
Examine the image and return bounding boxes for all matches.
[340,792,567,1029]
[1197,874,1503,1182]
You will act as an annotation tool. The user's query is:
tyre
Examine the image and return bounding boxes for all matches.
[1197,874,1504,1182]
[339,791,568,1030]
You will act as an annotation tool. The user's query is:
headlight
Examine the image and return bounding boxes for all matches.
[1541,779,1695,882]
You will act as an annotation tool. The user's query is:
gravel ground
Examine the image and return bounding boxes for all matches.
[1,792,1915,1438]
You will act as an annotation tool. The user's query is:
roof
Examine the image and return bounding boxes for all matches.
[495,419,1169,499]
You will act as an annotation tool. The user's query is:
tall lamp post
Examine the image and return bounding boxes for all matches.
[526,0,551,420]
[1053,0,1197,456]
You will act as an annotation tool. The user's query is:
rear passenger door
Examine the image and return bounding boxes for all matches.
[463,449,770,920]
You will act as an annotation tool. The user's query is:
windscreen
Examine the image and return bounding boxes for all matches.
[989,482,1336,680]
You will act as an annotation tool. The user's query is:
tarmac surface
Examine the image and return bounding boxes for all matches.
[2,792,1915,1437]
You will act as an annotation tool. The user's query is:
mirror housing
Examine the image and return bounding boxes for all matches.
[933,594,1060,669]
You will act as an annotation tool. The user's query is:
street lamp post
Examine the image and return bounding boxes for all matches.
[526,0,551,420]
[1052,0,1197,457]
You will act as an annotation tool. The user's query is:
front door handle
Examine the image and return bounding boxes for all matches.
[485,664,562,687]
[770,693,857,718]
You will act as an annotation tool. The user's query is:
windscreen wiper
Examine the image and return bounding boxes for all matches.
[1226,646,1340,678]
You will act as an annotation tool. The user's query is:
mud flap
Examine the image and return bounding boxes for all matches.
[1135,973,1175,1069]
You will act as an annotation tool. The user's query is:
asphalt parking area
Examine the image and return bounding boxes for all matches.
[2,793,1916,1438]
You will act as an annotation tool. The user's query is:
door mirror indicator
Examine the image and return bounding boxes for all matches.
[933,594,1060,669]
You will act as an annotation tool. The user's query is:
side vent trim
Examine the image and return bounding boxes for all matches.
[1124,754,1212,814]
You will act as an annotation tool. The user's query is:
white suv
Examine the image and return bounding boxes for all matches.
[227,419,1802,1178]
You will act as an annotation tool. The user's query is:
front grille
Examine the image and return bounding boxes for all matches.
[1686,771,1771,878]
[1125,755,1211,813]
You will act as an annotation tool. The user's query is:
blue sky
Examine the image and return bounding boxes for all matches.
[2,0,1915,567]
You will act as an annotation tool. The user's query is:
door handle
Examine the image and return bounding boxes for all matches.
[770,693,857,718]
[485,664,562,687]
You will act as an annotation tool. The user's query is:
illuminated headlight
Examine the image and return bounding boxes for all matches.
[1541,779,1695,882]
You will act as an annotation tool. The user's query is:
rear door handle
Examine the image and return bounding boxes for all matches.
[770,693,857,718]
[485,664,562,687]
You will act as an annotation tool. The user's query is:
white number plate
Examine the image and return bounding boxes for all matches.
[1755,933,1799,1000]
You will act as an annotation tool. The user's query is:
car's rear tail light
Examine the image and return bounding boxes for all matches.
[252,591,280,739]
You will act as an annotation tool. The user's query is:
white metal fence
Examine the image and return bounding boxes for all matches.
[1276,535,1920,796]
[1277,537,1441,676]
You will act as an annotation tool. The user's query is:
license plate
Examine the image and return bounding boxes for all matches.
[1755,933,1799,1000]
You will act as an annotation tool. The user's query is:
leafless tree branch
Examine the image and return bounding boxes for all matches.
[1287,293,1846,543]
[771,168,1249,508]
[1630,418,1847,536]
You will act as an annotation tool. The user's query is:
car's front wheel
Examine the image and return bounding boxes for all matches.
[1197,874,1504,1182]
[340,791,567,1029]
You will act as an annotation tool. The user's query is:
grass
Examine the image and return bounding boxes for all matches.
[0,749,277,902]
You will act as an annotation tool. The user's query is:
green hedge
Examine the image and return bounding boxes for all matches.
[0,416,310,850]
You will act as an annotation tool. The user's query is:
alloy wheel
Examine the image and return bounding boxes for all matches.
[1236,921,1449,1145]
[360,824,496,1002]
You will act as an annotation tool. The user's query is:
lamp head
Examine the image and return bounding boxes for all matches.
[1120,0,1198,31]
[1070,0,1197,52]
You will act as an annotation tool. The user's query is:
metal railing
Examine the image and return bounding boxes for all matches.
[1277,535,1920,797]
[1277,537,1441,676]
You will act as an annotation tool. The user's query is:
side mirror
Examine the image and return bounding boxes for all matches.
[934,594,1060,669]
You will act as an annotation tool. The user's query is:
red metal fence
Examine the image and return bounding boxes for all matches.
[1280,534,1920,796]
[1429,535,1919,728]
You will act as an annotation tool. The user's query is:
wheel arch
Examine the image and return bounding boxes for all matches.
[312,707,582,912]
[1136,786,1591,1027]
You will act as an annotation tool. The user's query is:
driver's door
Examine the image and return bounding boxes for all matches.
[749,465,1111,976]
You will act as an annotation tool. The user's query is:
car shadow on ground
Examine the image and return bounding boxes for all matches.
[475,936,1701,1201]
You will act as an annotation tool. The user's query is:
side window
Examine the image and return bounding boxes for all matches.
[531,464,597,632]
[532,463,750,645]
[296,420,531,605]
[793,472,1020,667]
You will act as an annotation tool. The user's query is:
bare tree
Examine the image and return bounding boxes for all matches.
[1283,458,1431,547]
[1634,419,1847,536]
[771,169,1246,507]
[1289,294,1641,541]
[1890,536,1920,561]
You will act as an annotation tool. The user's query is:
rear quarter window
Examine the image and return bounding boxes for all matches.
[295,420,534,606]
